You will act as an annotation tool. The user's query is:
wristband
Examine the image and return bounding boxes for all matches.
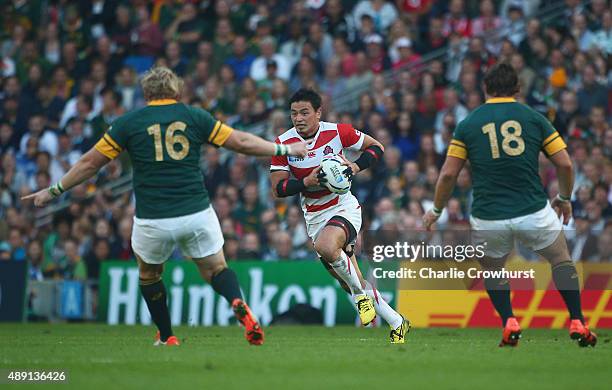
[432,206,443,216]
[276,178,306,197]
[275,144,289,156]
[556,193,571,202]
[48,181,65,198]
[355,145,384,171]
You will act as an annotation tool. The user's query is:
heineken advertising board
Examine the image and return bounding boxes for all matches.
[98,261,396,326]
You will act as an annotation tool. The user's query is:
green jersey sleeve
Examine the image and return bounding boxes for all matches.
[188,106,233,147]
[447,120,468,160]
[535,111,567,156]
[94,116,128,159]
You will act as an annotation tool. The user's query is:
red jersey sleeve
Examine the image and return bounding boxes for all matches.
[270,137,289,171]
[337,123,365,150]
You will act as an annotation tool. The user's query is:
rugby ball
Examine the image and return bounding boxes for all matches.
[320,155,352,195]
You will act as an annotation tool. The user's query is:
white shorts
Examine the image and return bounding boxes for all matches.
[132,207,224,264]
[470,202,562,258]
[306,197,362,243]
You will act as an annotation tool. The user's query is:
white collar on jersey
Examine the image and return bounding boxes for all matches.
[296,122,323,146]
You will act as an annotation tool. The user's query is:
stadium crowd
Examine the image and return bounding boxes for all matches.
[0,0,611,283]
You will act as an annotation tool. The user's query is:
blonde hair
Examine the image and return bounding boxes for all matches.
[140,66,184,101]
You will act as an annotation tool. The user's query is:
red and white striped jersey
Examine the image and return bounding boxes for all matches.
[270,121,365,224]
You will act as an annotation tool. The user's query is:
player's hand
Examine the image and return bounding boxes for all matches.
[287,142,308,158]
[551,196,572,225]
[304,166,323,187]
[337,154,360,175]
[423,209,440,231]
[21,188,54,207]
[317,168,328,184]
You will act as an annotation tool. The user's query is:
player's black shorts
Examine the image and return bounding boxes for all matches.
[325,215,358,249]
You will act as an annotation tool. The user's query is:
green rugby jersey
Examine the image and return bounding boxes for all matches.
[95,99,233,219]
[447,97,567,220]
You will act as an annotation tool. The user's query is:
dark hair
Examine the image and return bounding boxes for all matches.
[101,87,123,105]
[36,150,51,160]
[78,95,94,109]
[483,63,519,97]
[289,88,322,111]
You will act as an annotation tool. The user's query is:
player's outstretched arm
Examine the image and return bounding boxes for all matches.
[21,148,111,207]
[548,149,574,225]
[423,156,466,230]
[223,129,307,157]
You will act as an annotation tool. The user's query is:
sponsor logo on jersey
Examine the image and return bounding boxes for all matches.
[289,156,304,162]
[323,146,333,155]
[308,151,316,158]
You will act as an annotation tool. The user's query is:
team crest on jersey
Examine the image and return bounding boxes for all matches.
[323,146,333,155]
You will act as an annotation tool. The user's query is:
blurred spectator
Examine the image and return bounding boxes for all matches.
[443,0,472,38]
[510,53,536,95]
[500,3,526,46]
[391,38,421,71]
[238,232,262,260]
[592,9,612,55]
[85,239,111,280]
[553,90,580,136]
[131,6,164,57]
[62,239,87,280]
[290,56,321,92]
[472,0,503,40]
[115,66,144,111]
[59,78,102,130]
[418,16,447,53]
[19,114,58,157]
[322,0,350,39]
[280,21,306,69]
[263,231,309,261]
[435,88,468,134]
[0,241,11,260]
[164,40,188,77]
[233,182,264,233]
[91,88,124,143]
[576,64,608,116]
[393,111,419,161]
[592,222,612,261]
[226,35,256,83]
[111,217,133,260]
[26,240,44,280]
[34,82,65,129]
[363,34,391,74]
[60,5,90,56]
[250,36,291,81]
[211,18,235,73]
[0,121,17,156]
[307,23,334,67]
[42,217,71,277]
[571,13,596,52]
[352,0,398,35]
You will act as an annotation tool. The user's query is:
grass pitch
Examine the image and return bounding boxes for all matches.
[1,324,610,390]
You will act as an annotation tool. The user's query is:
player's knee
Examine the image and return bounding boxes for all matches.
[344,245,354,258]
[139,267,162,284]
[209,263,227,278]
[194,259,227,282]
[314,240,340,262]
